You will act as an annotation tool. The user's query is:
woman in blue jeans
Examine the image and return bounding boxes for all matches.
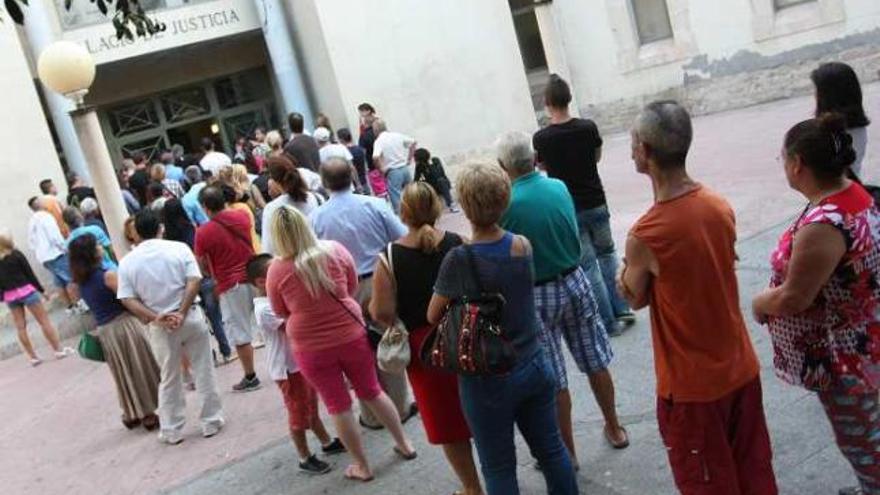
[428,162,577,495]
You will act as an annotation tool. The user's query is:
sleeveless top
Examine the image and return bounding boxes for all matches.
[391,231,463,330]
[79,268,126,326]
[768,183,880,393]
[433,231,540,360]
[631,185,759,402]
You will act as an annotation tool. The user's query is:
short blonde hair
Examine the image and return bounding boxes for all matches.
[266,131,284,152]
[0,230,14,258]
[455,161,511,228]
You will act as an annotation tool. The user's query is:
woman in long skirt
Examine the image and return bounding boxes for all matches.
[69,234,161,430]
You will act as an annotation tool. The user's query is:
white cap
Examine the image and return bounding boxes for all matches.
[313,127,331,143]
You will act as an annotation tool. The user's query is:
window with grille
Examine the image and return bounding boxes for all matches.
[631,0,674,45]
[108,100,160,136]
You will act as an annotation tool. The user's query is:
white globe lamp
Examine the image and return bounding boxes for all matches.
[37,41,96,105]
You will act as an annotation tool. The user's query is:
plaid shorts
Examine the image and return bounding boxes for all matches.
[534,266,613,390]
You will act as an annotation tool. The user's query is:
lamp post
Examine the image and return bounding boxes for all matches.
[37,41,130,259]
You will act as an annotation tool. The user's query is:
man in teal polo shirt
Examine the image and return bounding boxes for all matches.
[498,131,629,467]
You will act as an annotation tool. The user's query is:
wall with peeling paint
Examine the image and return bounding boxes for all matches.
[547,0,880,132]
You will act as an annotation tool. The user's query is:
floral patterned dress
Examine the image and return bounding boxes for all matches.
[768,183,880,393]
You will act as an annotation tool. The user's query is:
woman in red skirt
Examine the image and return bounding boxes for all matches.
[371,182,483,495]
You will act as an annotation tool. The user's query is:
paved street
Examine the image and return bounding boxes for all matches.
[1,85,878,495]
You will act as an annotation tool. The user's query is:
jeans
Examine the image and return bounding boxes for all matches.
[386,166,413,214]
[459,351,578,495]
[576,205,631,330]
[199,277,231,358]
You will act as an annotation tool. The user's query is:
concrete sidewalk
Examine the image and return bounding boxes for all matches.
[1,85,878,494]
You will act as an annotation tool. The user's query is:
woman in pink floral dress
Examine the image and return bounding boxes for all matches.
[753,113,880,495]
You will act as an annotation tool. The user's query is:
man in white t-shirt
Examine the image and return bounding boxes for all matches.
[117,209,224,445]
[198,137,231,177]
[371,119,416,213]
[314,127,362,192]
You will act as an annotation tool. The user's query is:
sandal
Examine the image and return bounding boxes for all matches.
[393,446,418,461]
[401,403,419,424]
[343,464,374,482]
[604,425,630,449]
[359,416,384,431]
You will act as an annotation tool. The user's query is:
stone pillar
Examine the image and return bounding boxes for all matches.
[534,2,581,117]
[21,0,92,183]
[253,0,314,129]
[70,107,130,259]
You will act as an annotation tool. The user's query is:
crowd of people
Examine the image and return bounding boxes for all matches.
[0,60,877,494]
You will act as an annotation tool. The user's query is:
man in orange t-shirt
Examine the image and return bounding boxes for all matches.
[617,101,777,495]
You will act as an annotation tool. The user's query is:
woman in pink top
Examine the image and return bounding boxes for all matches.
[266,205,416,482]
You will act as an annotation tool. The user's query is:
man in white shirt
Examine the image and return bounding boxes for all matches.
[199,137,232,177]
[315,127,363,192]
[371,119,416,213]
[117,209,224,445]
[27,196,80,313]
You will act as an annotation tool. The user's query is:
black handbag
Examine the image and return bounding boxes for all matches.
[420,245,517,376]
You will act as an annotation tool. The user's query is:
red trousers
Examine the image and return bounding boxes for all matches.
[657,377,778,495]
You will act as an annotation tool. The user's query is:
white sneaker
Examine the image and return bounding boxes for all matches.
[202,418,225,438]
[29,357,43,367]
[74,300,90,315]
[158,431,184,445]
[54,347,75,359]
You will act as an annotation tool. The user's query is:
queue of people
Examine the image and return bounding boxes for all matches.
[3,59,877,495]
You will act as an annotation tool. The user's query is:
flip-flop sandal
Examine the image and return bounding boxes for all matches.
[393,446,418,461]
[344,465,374,482]
[604,426,630,449]
[401,403,419,424]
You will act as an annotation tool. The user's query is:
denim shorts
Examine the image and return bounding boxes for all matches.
[6,291,41,309]
[43,254,72,288]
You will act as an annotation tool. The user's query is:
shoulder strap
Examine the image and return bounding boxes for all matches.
[212,216,254,252]
[462,245,485,294]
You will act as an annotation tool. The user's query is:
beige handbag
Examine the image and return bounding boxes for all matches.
[376,243,411,373]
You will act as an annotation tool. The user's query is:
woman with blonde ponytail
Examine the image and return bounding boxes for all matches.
[265,205,416,483]
[369,182,483,495]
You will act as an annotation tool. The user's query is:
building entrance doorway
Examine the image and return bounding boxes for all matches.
[99,67,278,163]
[166,118,219,155]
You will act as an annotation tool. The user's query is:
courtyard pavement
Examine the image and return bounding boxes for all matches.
[1,84,878,495]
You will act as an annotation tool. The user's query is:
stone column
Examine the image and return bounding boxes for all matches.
[253,0,314,128]
[70,107,130,259]
[21,0,92,183]
[534,2,581,117]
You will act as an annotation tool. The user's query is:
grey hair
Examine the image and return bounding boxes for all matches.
[633,100,693,168]
[372,118,388,135]
[80,197,99,216]
[495,131,535,175]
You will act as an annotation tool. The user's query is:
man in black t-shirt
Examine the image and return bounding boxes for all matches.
[65,172,96,208]
[533,75,635,337]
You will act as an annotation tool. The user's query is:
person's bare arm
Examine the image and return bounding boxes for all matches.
[104,271,119,293]
[369,257,396,328]
[177,277,201,320]
[427,294,450,325]
[617,234,657,310]
[752,223,845,322]
[120,298,159,325]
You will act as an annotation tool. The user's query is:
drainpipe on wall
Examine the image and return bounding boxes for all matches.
[533,0,582,118]
[21,1,92,184]
[253,0,314,130]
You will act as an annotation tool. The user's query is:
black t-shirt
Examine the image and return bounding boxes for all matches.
[128,169,151,206]
[359,127,376,170]
[67,186,96,207]
[532,118,605,211]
